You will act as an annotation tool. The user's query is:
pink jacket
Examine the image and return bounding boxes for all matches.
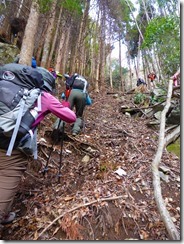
[31,91,76,128]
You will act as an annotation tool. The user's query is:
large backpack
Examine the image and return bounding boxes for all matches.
[0,63,44,156]
[65,74,89,93]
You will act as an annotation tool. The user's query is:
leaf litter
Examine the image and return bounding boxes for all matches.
[1,90,180,240]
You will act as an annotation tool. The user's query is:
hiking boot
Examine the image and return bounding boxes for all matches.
[1,212,16,225]
[72,132,77,136]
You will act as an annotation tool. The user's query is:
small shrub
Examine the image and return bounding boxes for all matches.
[134,93,147,105]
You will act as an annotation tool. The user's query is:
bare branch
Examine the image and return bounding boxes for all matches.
[151,79,180,240]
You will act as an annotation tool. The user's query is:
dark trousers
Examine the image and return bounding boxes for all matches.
[53,89,86,134]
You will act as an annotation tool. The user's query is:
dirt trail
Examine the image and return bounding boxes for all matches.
[1,90,180,240]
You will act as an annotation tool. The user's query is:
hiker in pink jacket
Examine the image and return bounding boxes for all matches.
[170,68,180,86]
[32,91,76,127]
[0,68,76,232]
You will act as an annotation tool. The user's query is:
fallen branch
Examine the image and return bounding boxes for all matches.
[131,102,150,118]
[164,125,180,147]
[151,79,180,240]
[165,125,178,133]
[35,195,123,240]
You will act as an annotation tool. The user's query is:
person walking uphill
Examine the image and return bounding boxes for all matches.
[52,73,92,137]
[0,65,76,233]
[147,72,157,89]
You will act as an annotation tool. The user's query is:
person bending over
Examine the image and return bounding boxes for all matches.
[53,73,92,137]
[0,68,76,231]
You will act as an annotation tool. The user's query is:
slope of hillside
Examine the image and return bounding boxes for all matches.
[1,89,180,240]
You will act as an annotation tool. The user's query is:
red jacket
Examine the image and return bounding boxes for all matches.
[148,73,156,81]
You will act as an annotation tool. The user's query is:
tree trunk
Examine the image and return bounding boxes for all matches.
[99,5,106,90]
[40,0,57,68]
[109,52,113,90]
[55,23,66,72]
[119,37,123,92]
[127,54,133,89]
[60,25,71,73]
[94,13,100,93]
[141,0,150,23]
[47,5,63,69]
[16,0,24,18]
[19,1,39,65]
[136,34,141,78]
[90,22,97,88]
[108,20,113,90]
[35,20,48,66]
[76,0,91,73]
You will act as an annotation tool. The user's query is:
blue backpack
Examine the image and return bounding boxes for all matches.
[32,57,37,68]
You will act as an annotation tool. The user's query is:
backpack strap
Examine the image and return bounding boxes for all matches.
[6,89,29,156]
[16,93,42,159]
[37,93,42,111]
[33,128,38,159]
[82,79,88,93]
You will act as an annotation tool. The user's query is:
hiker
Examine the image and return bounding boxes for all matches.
[52,73,92,137]
[171,68,180,86]
[147,72,157,89]
[48,67,57,78]
[136,78,147,87]
[0,67,76,229]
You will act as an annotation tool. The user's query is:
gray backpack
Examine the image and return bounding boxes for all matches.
[0,63,44,156]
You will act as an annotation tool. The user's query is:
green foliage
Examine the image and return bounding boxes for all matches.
[150,93,165,105]
[103,0,132,43]
[88,21,100,55]
[37,0,54,13]
[166,138,180,158]
[134,93,147,105]
[142,16,179,48]
[61,0,83,15]
[124,23,140,59]
[0,5,5,14]
[149,94,157,105]
[149,86,167,105]
[155,83,168,93]
[119,0,133,23]
[100,164,107,172]
[141,15,180,76]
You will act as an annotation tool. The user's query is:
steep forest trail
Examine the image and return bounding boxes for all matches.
[1,89,180,240]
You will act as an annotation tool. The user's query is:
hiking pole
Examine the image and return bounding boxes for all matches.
[56,73,78,181]
[42,119,62,176]
[57,121,65,180]
[42,74,78,177]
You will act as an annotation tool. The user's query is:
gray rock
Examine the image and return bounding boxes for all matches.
[0,42,20,65]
